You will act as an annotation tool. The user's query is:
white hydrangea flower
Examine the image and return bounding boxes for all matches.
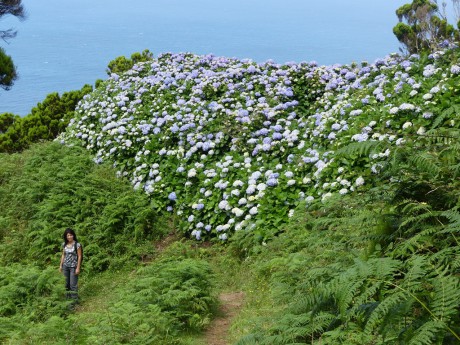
[430,86,440,94]
[246,184,256,195]
[218,200,229,210]
[322,192,332,201]
[232,208,244,217]
[423,93,433,100]
[402,122,413,129]
[396,138,405,146]
[355,176,365,186]
[232,180,244,187]
[256,183,267,191]
[303,177,312,184]
[305,196,314,203]
[389,107,399,114]
[249,206,258,215]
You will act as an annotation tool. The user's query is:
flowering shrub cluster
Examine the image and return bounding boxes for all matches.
[59,49,460,240]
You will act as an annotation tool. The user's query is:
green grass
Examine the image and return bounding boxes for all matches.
[63,237,276,345]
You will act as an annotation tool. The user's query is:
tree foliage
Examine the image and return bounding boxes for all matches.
[0,47,17,90]
[106,49,153,75]
[0,84,93,153]
[0,0,25,90]
[393,0,460,54]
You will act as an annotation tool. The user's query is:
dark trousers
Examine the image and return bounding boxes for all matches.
[62,265,78,299]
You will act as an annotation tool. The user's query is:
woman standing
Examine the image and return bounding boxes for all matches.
[59,228,82,300]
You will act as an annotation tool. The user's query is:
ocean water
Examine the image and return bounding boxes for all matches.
[1,0,407,116]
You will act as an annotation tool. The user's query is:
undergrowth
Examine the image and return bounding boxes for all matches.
[0,143,218,344]
[232,132,460,344]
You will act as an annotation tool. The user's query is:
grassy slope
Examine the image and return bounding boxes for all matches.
[0,135,459,345]
[0,140,271,344]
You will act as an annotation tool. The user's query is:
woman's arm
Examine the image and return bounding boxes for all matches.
[76,246,82,275]
[59,251,64,272]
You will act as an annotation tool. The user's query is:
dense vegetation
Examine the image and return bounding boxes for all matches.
[0,142,217,343]
[233,137,460,343]
[0,46,458,343]
[0,84,93,153]
[60,48,460,246]
[1,1,460,342]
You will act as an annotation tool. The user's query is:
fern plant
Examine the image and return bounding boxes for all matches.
[235,134,460,344]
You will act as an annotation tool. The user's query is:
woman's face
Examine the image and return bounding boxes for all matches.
[66,233,74,242]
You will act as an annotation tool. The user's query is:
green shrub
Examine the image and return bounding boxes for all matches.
[106,49,153,75]
[0,84,93,153]
[0,142,168,272]
[127,258,217,332]
[234,136,460,344]
[0,264,73,343]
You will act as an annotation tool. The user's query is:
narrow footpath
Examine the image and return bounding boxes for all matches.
[204,291,245,345]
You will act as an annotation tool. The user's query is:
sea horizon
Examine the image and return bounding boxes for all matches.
[1,0,407,116]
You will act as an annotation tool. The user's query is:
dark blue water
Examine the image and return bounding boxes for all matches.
[1,0,407,116]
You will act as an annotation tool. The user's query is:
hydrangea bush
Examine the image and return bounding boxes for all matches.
[59,50,460,241]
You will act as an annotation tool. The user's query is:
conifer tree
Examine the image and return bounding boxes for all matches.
[0,0,25,90]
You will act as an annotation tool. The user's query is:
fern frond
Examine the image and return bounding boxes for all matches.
[307,312,337,334]
[335,278,366,317]
[406,320,445,345]
[429,247,460,269]
[449,162,460,179]
[451,253,460,270]
[400,202,434,219]
[402,255,430,288]
[439,141,460,167]
[441,209,460,228]
[392,225,440,257]
[430,106,455,130]
[407,152,441,177]
[364,289,408,334]
[429,275,460,320]
[290,285,334,315]
[271,313,319,343]
[234,334,263,345]
[335,140,383,158]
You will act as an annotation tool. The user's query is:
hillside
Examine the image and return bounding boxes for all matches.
[1,48,459,344]
[60,50,460,242]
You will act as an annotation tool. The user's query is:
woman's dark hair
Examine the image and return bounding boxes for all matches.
[63,228,78,244]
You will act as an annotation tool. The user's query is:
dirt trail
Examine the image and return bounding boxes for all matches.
[204,291,245,345]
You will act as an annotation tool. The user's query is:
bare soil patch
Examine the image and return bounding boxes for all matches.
[204,291,245,345]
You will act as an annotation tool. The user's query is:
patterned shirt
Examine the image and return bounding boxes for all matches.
[62,242,81,268]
